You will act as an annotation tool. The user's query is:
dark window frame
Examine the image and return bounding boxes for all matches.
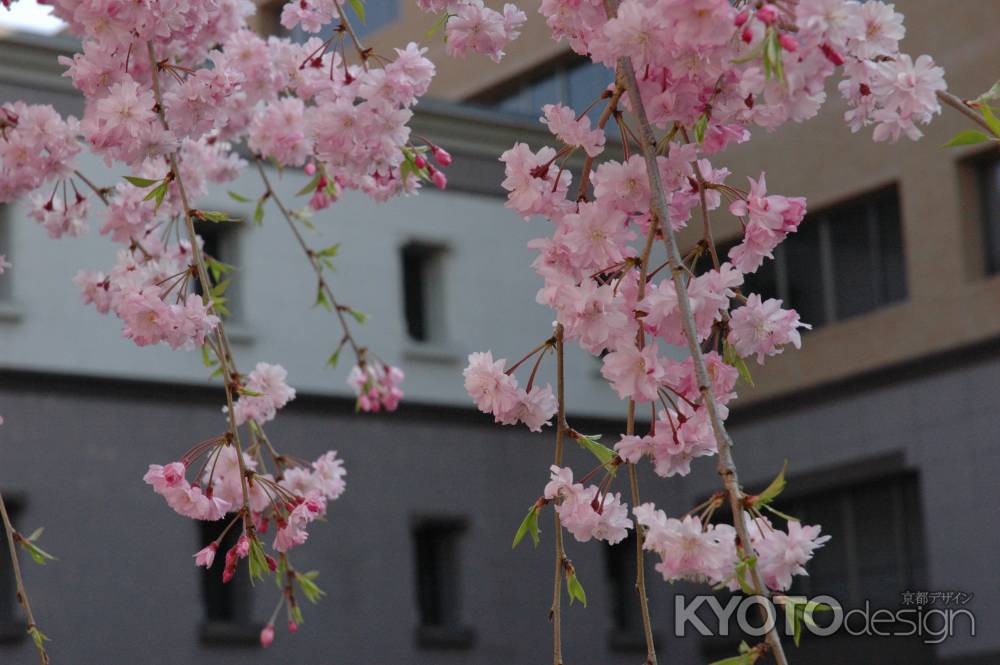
[411,515,476,650]
[717,185,907,329]
[400,241,448,345]
[192,219,241,322]
[604,532,662,652]
[972,151,1000,275]
[196,519,259,646]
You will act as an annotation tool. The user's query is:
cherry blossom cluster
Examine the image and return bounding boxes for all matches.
[348,361,405,413]
[460,0,945,620]
[416,0,527,62]
[543,465,632,544]
[634,504,830,592]
[463,350,558,433]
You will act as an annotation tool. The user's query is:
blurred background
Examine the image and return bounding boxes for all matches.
[0,1,997,663]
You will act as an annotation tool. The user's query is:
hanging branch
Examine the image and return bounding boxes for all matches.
[602,2,789,663]
[549,325,567,665]
[0,491,48,665]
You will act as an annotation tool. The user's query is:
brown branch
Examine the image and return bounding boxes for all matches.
[937,90,996,136]
[0,492,48,665]
[550,323,566,665]
[603,1,788,663]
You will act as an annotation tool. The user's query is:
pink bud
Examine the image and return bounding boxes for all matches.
[304,163,316,176]
[287,621,298,633]
[235,534,250,559]
[756,4,779,25]
[431,169,447,190]
[432,146,452,167]
[260,624,275,648]
[265,554,277,572]
[734,9,749,26]
[778,33,798,52]
[414,155,427,169]
[741,26,753,43]
[222,565,235,584]
[820,43,844,66]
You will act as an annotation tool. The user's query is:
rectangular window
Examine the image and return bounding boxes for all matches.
[604,533,656,651]
[401,242,446,344]
[718,186,906,329]
[412,517,474,648]
[974,153,1000,274]
[197,520,256,644]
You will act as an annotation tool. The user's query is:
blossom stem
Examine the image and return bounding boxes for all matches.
[252,158,364,361]
[936,90,997,136]
[147,41,252,518]
[602,4,789,662]
[333,1,369,68]
[575,84,625,201]
[550,323,566,665]
[0,491,48,665]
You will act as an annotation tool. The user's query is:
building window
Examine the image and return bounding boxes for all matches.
[0,496,22,643]
[700,471,929,664]
[193,221,240,320]
[719,186,906,328]
[412,517,474,648]
[401,242,446,344]
[197,520,256,644]
[604,533,656,651]
[974,153,1000,275]
[472,57,615,124]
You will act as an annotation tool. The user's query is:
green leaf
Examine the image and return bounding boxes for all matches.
[734,555,757,595]
[315,284,332,311]
[754,460,788,508]
[708,656,755,665]
[295,571,326,603]
[574,433,615,467]
[206,257,236,283]
[723,341,754,386]
[123,175,159,187]
[327,349,342,368]
[18,538,57,565]
[980,103,1000,137]
[316,243,340,258]
[291,604,305,626]
[26,527,44,542]
[942,129,991,148]
[143,180,169,211]
[253,198,265,225]
[348,0,365,23]
[693,113,709,144]
[28,625,49,653]
[296,173,323,197]
[275,556,287,589]
[200,210,240,223]
[246,537,269,584]
[512,505,540,549]
[228,190,251,203]
[348,308,368,325]
[565,571,587,607]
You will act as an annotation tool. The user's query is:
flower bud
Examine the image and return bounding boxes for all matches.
[414,155,427,169]
[820,43,845,66]
[260,624,275,648]
[741,26,753,43]
[756,4,779,25]
[734,9,749,26]
[304,163,316,176]
[778,33,798,52]
[193,543,218,569]
[288,621,298,633]
[431,169,448,189]
[432,146,452,166]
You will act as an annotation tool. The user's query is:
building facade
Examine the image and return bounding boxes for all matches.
[1,1,999,663]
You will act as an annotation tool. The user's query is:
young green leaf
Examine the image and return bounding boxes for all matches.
[247,537,270,584]
[228,190,251,203]
[512,505,540,549]
[295,571,326,603]
[426,11,449,38]
[942,129,991,148]
[316,243,340,258]
[574,433,616,466]
[723,341,755,386]
[754,460,788,508]
[123,175,159,188]
[315,284,332,311]
[565,570,587,607]
[296,173,322,197]
[349,0,365,23]
[18,538,57,565]
[200,210,240,223]
[253,198,265,225]
[348,308,368,325]
[979,103,1000,137]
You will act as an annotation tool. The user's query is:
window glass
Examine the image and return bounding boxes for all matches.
[976,156,1000,274]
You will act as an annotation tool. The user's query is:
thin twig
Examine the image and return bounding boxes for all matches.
[550,324,566,665]
[937,90,996,135]
[252,158,363,360]
[0,492,48,665]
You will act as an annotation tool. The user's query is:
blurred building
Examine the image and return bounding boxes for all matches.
[1,1,998,664]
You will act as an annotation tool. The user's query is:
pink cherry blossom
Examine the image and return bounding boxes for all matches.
[728,294,810,364]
